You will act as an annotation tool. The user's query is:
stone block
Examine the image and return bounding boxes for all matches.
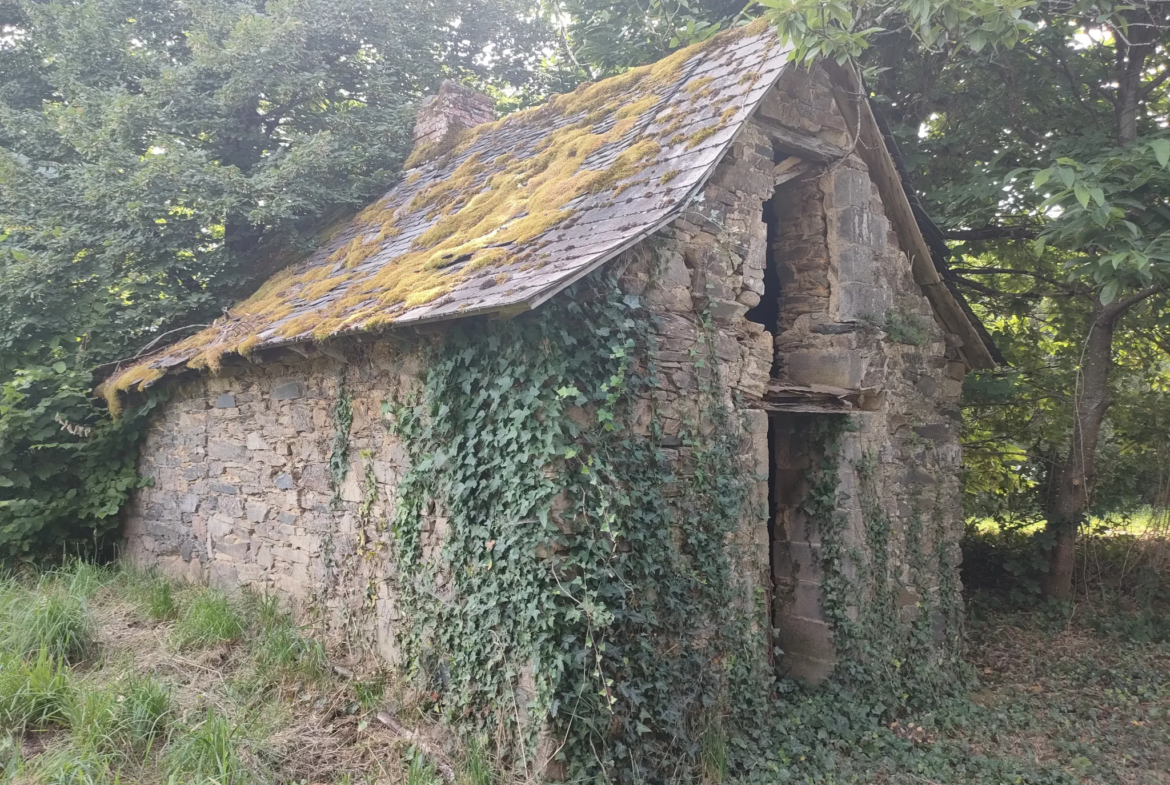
[784,350,866,389]
[246,501,270,523]
[209,482,237,496]
[271,381,307,401]
[214,534,251,561]
[837,280,893,322]
[274,473,296,490]
[208,442,247,462]
[214,393,236,409]
[246,432,268,451]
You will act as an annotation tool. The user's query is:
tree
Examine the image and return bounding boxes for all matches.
[0,0,549,559]
[848,0,1170,599]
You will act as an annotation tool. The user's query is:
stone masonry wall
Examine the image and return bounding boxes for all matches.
[758,67,967,682]
[122,342,427,662]
[122,65,970,694]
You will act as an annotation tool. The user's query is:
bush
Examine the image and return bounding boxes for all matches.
[172,590,244,650]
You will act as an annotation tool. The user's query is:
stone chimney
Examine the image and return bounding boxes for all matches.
[413,80,496,150]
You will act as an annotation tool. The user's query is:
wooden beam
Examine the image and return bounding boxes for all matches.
[755,117,849,162]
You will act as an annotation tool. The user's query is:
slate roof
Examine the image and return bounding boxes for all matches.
[107,21,792,395]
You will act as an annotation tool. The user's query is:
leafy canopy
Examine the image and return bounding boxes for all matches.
[0,0,549,559]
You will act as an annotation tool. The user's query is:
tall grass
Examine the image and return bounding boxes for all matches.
[172,589,245,649]
[0,648,72,731]
[0,576,94,663]
[163,708,244,784]
[248,595,327,685]
[66,676,172,756]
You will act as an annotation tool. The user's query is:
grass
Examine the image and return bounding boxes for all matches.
[171,588,245,649]
[0,551,1166,784]
[0,564,448,785]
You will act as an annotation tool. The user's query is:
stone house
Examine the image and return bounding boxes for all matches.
[107,21,996,734]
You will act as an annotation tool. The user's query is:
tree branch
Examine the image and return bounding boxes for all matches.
[943,226,1038,241]
[951,266,1079,292]
[1104,282,1166,317]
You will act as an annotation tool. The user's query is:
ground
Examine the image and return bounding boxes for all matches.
[0,559,1166,784]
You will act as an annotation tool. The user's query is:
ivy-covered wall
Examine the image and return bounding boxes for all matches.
[122,64,973,782]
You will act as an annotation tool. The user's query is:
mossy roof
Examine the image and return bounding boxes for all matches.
[107,22,791,400]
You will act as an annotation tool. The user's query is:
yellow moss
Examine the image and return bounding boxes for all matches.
[685,75,715,94]
[101,21,780,391]
[687,125,720,149]
[660,169,682,184]
[236,334,262,358]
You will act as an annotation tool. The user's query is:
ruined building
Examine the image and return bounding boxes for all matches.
[107,21,997,774]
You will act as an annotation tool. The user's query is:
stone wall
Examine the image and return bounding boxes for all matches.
[122,342,427,661]
[756,68,967,682]
[122,64,969,693]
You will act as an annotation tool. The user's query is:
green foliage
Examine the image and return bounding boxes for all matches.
[144,579,178,622]
[329,384,354,503]
[760,0,1035,65]
[0,648,73,731]
[0,577,94,663]
[246,595,328,686]
[0,366,162,560]
[557,0,747,72]
[0,0,550,561]
[387,271,764,782]
[172,589,245,650]
[162,708,244,785]
[66,676,172,756]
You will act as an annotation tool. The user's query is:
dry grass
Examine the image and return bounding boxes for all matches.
[0,565,479,785]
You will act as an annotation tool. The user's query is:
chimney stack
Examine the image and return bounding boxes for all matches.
[412,80,496,150]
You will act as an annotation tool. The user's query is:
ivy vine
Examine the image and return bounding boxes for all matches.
[384,270,767,783]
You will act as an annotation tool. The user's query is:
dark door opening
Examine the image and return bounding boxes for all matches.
[745,195,781,338]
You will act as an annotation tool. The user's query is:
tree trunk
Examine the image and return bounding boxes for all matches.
[1041,305,1116,600]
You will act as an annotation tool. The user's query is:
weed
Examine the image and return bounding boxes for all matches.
[163,708,244,784]
[700,714,729,784]
[352,675,386,712]
[52,560,109,599]
[172,589,244,649]
[27,744,117,785]
[0,648,72,730]
[405,751,440,785]
[118,676,172,751]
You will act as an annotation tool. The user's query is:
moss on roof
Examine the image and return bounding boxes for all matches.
[103,19,788,408]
